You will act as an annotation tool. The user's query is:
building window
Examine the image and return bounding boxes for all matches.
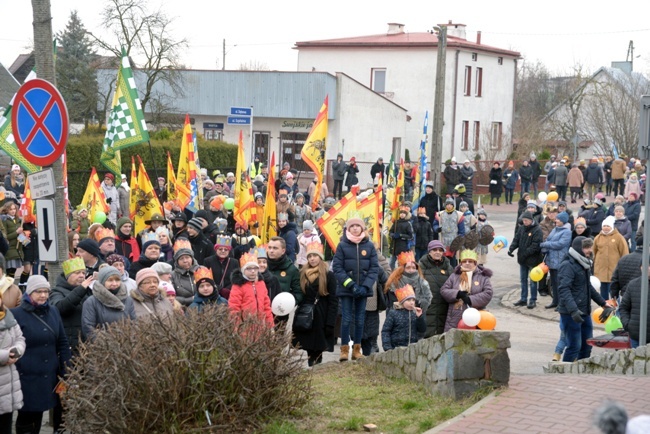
[461,121,469,150]
[253,131,271,166]
[472,53,477,61]
[204,129,223,141]
[473,121,480,150]
[491,122,502,149]
[464,66,472,96]
[498,57,503,65]
[392,137,401,160]
[475,68,483,97]
[371,68,386,93]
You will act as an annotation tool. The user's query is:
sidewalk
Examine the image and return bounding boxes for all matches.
[428,374,650,433]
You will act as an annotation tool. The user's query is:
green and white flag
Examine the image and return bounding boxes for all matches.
[100,48,149,177]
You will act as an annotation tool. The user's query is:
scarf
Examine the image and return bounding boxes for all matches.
[0,275,15,295]
[121,182,130,192]
[305,267,320,284]
[345,228,365,244]
[0,307,5,321]
[568,247,592,270]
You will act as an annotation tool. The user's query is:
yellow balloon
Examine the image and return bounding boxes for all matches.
[547,192,559,202]
[529,267,544,282]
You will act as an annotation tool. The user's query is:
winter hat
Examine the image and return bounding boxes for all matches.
[239,252,260,273]
[105,254,126,268]
[602,216,615,229]
[574,217,587,229]
[303,220,314,231]
[187,218,203,233]
[62,257,85,278]
[427,240,445,252]
[444,198,455,207]
[556,212,569,225]
[171,213,187,223]
[116,217,132,233]
[104,173,115,181]
[11,164,20,172]
[459,201,469,210]
[527,200,537,208]
[521,211,534,221]
[77,239,102,259]
[135,268,160,287]
[571,236,592,252]
[346,216,366,230]
[160,281,176,296]
[97,266,121,286]
[155,226,170,241]
[277,212,288,222]
[476,209,487,218]
[141,233,162,252]
[26,275,50,295]
[151,261,173,276]
[395,284,416,305]
[194,210,211,223]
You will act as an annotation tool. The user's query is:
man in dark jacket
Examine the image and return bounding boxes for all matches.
[389,208,414,269]
[610,234,643,299]
[419,240,453,337]
[460,160,475,198]
[584,157,604,200]
[624,193,641,250]
[419,182,440,230]
[332,153,347,199]
[620,268,650,348]
[529,154,542,197]
[267,237,303,324]
[604,156,613,196]
[370,157,386,183]
[277,213,298,262]
[76,239,105,278]
[557,236,613,362]
[186,218,214,265]
[413,208,434,261]
[508,211,543,309]
[519,160,533,194]
[443,158,461,195]
[453,184,474,214]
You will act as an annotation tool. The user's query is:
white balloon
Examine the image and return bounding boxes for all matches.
[537,192,548,202]
[462,307,481,327]
[590,276,601,291]
[271,292,296,316]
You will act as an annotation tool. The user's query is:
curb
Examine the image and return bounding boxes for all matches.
[424,390,500,433]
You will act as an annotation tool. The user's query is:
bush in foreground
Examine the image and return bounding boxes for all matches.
[62,307,310,433]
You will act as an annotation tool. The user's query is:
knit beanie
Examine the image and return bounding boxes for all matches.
[187,218,203,233]
[556,212,569,225]
[135,268,160,287]
[303,220,314,231]
[116,217,132,233]
[194,210,210,223]
[521,211,534,221]
[527,200,537,208]
[142,238,162,252]
[160,281,175,296]
[26,275,50,295]
[346,217,366,230]
[97,266,121,285]
[151,261,173,276]
[574,217,587,228]
[602,216,615,229]
[427,240,445,252]
[77,239,102,259]
[173,248,195,262]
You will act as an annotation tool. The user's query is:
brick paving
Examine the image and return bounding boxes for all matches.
[431,374,650,433]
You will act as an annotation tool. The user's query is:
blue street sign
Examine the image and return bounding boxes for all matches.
[227,116,251,125]
[230,107,252,116]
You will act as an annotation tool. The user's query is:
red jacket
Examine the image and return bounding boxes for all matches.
[228,270,274,327]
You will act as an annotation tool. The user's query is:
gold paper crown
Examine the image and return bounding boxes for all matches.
[397,251,416,267]
[347,210,363,220]
[141,232,158,244]
[395,284,415,304]
[62,257,85,277]
[240,251,258,268]
[194,266,214,284]
[459,249,478,262]
[216,235,232,248]
[306,241,323,256]
[94,227,115,242]
[173,238,192,253]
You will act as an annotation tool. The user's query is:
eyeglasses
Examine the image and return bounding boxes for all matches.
[32,289,51,295]
[461,260,476,264]
[216,247,229,252]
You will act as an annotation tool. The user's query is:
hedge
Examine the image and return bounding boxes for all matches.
[66,135,238,207]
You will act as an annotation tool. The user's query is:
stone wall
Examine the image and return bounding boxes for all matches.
[361,329,511,399]
[545,345,650,375]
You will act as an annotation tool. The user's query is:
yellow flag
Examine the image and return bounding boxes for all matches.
[357,189,381,246]
[167,151,188,207]
[301,96,328,210]
[176,114,196,210]
[317,190,358,251]
[234,130,255,227]
[132,156,163,234]
[80,168,109,222]
[129,157,138,221]
[261,152,277,244]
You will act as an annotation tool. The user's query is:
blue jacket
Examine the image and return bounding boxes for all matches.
[624,200,641,228]
[332,232,379,298]
[540,224,571,269]
[503,168,519,189]
[381,305,426,351]
[279,222,298,262]
[12,295,72,412]
[188,291,227,312]
[557,250,606,315]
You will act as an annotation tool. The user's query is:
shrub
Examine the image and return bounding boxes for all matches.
[62,306,311,433]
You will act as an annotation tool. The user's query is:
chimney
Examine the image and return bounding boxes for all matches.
[476,31,481,44]
[387,23,405,35]
[439,20,467,40]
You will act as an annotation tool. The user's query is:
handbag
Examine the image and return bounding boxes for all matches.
[293,296,319,332]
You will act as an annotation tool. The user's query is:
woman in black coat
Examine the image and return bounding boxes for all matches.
[11,276,71,434]
[292,245,338,366]
[489,162,504,206]
[344,157,359,191]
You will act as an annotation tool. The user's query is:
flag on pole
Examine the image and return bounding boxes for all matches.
[100,47,150,177]
[261,152,278,244]
[301,96,328,210]
[386,154,396,187]
[357,190,381,245]
[129,157,138,220]
[317,190,358,251]
[412,111,429,213]
[612,141,619,159]
[80,168,109,222]
[19,177,35,224]
[193,132,204,210]
[234,130,256,227]
[166,151,186,206]
[132,156,163,234]
[176,114,198,211]
[62,151,70,229]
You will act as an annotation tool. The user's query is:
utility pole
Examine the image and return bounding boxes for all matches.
[430,25,447,194]
[31,0,67,282]
[222,39,226,70]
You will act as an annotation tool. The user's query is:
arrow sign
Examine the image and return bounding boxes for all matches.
[36,199,58,262]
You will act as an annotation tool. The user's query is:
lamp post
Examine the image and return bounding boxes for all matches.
[430,24,447,195]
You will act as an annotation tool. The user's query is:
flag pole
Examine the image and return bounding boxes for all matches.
[147,140,159,180]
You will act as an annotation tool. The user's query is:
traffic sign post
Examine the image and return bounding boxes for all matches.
[228,106,254,164]
[27,168,56,199]
[11,78,69,167]
[227,116,251,125]
[230,107,252,116]
[35,199,58,262]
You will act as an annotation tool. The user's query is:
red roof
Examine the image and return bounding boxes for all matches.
[295,32,520,58]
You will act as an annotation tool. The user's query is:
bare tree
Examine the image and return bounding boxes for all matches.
[238,60,270,71]
[89,0,187,123]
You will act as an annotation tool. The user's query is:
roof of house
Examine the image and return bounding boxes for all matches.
[295,31,521,58]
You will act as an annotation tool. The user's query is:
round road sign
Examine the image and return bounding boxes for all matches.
[11,78,69,167]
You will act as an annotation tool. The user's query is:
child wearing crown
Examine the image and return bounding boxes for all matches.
[228,252,274,327]
[189,266,227,312]
[388,205,414,269]
[385,251,432,320]
[381,284,426,351]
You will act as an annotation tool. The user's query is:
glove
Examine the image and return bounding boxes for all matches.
[460,292,472,306]
[325,326,334,339]
[599,307,615,323]
[391,233,400,239]
[106,197,113,204]
[436,227,442,233]
[352,284,366,299]
[571,311,585,324]
[507,251,514,257]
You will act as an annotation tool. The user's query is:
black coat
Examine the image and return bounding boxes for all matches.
[519,164,533,182]
[12,296,72,412]
[389,215,414,255]
[189,232,214,265]
[419,191,440,222]
[529,160,542,181]
[50,273,91,352]
[509,220,543,267]
[128,255,159,279]
[609,248,643,298]
[370,162,386,182]
[204,254,240,300]
[292,271,338,353]
[557,251,606,315]
[419,254,454,337]
[620,276,650,343]
[489,168,503,195]
[345,164,359,187]
[414,216,434,250]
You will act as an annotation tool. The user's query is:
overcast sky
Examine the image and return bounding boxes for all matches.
[2,0,649,77]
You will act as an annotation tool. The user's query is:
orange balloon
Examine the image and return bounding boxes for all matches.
[537,262,549,274]
[547,192,559,202]
[477,310,497,330]
[592,307,605,324]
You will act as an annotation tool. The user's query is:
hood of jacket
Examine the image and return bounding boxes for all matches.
[231,269,260,286]
[130,287,164,303]
[92,281,128,310]
[279,221,298,235]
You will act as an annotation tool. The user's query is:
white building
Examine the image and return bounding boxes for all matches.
[295,22,520,164]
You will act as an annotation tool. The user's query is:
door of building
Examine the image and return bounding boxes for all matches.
[280,132,311,172]
[253,131,270,167]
